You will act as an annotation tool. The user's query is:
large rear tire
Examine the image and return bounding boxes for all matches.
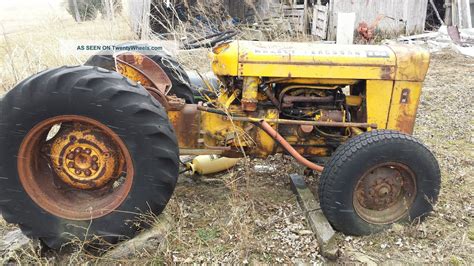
[0,66,179,248]
[319,130,440,235]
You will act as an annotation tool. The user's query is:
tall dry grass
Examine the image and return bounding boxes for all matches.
[0,13,135,93]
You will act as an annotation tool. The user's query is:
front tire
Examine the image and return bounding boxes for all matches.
[0,66,179,248]
[319,130,440,235]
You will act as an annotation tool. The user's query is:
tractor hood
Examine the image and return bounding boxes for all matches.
[211,40,430,82]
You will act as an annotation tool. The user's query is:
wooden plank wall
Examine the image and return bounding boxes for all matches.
[451,0,473,28]
[127,0,151,38]
[328,0,429,40]
[312,5,328,39]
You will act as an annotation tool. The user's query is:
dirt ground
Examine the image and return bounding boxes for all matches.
[0,4,473,263]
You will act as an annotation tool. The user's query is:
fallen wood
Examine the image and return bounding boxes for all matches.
[289,173,340,260]
[429,0,444,26]
[397,31,440,41]
[0,228,40,263]
[103,214,172,260]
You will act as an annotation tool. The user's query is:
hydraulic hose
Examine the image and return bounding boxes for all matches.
[257,120,324,172]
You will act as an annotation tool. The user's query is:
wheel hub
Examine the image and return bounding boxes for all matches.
[18,115,134,220]
[353,162,417,224]
[358,168,403,210]
[50,125,123,190]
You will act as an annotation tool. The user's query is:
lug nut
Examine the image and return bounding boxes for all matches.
[85,148,91,154]
[91,163,98,171]
[67,153,75,160]
[92,155,98,162]
[74,147,82,153]
[84,169,92,176]
[67,162,75,168]
[75,169,82,175]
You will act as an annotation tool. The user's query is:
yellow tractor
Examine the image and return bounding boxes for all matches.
[0,40,440,248]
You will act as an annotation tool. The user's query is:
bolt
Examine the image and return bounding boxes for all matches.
[67,153,75,160]
[74,147,82,153]
[75,169,82,175]
[369,188,375,196]
[85,148,91,154]
[84,169,92,176]
[67,162,75,168]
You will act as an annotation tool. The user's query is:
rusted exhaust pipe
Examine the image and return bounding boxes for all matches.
[258,120,324,172]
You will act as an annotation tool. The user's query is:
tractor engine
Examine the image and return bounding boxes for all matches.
[212,75,355,158]
[169,40,430,159]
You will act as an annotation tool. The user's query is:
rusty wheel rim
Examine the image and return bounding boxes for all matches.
[353,162,417,224]
[18,115,134,220]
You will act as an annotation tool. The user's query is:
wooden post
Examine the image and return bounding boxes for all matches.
[444,0,452,25]
[102,0,113,20]
[72,0,81,22]
[303,0,309,34]
[127,0,151,39]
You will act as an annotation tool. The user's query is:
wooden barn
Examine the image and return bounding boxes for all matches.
[126,0,473,41]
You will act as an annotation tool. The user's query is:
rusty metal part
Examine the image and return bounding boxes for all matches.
[282,95,334,104]
[166,95,186,111]
[318,110,344,122]
[357,22,373,42]
[50,125,124,190]
[233,117,377,129]
[143,86,170,109]
[258,120,324,172]
[262,85,281,110]
[179,149,224,155]
[357,15,385,43]
[353,162,417,224]
[168,104,201,148]
[278,85,337,103]
[17,115,134,220]
[241,77,259,111]
[196,105,228,116]
[196,105,377,128]
[299,124,314,134]
[116,53,172,94]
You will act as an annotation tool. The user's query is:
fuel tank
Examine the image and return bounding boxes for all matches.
[210,40,430,82]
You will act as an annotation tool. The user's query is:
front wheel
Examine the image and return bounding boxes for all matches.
[0,66,179,248]
[319,130,440,235]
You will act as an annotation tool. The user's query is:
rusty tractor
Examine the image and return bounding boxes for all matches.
[0,40,440,248]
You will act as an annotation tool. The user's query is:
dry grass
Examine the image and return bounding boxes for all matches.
[1,2,473,264]
[0,13,134,93]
